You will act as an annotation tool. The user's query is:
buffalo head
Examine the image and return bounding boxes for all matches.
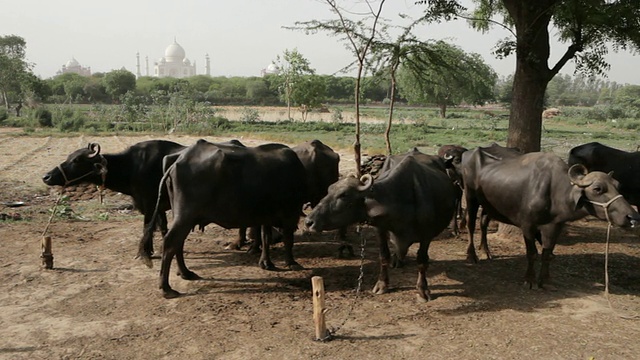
[305,174,372,232]
[42,143,108,187]
[569,164,640,228]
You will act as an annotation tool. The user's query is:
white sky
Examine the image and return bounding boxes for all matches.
[3,0,639,84]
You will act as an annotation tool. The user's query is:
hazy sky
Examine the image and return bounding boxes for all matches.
[3,0,639,84]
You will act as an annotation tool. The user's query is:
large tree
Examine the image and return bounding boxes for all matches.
[0,35,34,112]
[102,69,136,103]
[418,0,640,153]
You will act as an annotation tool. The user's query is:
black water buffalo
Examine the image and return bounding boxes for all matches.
[461,148,640,289]
[569,142,640,207]
[42,140,186,259]
[150,139,307,298]
[305,148,457,302]
[438,144,468,235]
[457,143,523,262]
[225,139,343,253]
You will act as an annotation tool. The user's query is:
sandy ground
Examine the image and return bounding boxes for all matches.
[1,131,640,359]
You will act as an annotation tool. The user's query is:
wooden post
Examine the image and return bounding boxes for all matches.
[41,236,54,269]
[311,276,330,341]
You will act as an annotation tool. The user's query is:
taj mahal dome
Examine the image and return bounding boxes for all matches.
[136,39,210,79]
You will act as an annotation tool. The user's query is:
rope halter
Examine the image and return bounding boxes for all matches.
[587,194,623,225]
[57,155,109,188]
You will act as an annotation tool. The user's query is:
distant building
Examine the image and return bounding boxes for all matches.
[261,62,280,77]
[137,39,210,79]
[57,57,91,76]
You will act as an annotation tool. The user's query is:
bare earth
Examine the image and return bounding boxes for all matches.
[1,130,640,360]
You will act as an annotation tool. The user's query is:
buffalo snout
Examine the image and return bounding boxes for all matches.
[304,218,317,232]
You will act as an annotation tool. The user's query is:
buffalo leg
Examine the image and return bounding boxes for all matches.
[465,198,480,263]
[282,225,302,270]
[247,226,262,254]
[522,229,539,289]
[159,224,191,299]
[478,209,492,260]
[258,225,275,270]
[538,225,562,289]
[137,211,157,268]
[175,238,201,280]
[372,228,391,295]
[336,226,354,258]
[225,227,248,251]
[415,239,433,302]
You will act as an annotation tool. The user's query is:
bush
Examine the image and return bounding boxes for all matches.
[34,108,53,127]
[0,108,8,122]
[57,110,87,132]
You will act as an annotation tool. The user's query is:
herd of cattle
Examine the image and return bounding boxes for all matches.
[42,139,640,299]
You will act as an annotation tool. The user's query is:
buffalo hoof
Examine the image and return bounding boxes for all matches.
[391,256,404,269]
[247,243,261,255]
[416,291,432,303]
[225,241,243,251]
[259,260,276,271]
[287,262,304,271]
[137,253,154,269]
[466,252,479,264]
[178,270,202,280]
[336,244,355,259]
[163,289,181,299]
[372,281,389,295]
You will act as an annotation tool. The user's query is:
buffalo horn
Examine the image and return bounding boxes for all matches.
[568,164,593,187]
[88,143,101,158]
[358,174,374,191]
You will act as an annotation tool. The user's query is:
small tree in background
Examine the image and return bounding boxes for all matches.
[287,0,387,177]
[396,41,497,118]
[272,48,315,120]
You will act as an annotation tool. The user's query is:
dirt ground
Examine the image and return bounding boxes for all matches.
[1,129,640,360]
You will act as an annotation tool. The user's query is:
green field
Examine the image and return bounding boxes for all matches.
[3,104,640,157]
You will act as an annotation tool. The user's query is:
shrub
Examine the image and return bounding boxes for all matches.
[34,108,53,127]
[0,108,8,122]
[240,107,260,123]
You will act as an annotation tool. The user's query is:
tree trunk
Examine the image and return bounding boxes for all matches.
[384,71,397,155]
[503,0,556,153]
[439,103,447,118]
[354,64,363,178]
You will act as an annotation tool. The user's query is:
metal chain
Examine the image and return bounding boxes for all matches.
[320,225,368,341]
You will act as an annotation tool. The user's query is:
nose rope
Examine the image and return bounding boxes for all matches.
[588,194,623,225]
[56,156,108,203]
[57,164,96,187]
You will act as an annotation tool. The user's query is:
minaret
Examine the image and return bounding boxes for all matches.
[205,53,211,76]
[145,56,149,76]
[136,52,141,78]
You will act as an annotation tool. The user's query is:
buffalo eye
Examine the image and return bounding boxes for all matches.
[592,185,603,195]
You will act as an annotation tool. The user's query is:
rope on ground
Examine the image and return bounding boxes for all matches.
[41,191,65,237]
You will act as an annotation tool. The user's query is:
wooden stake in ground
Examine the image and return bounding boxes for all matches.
[311,276,330,341]
[41,236,54,269]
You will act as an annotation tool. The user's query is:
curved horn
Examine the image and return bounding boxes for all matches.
[88,143,101,158]
[443,153,454,161]
[568,164,593,187]
[357,174,374,191]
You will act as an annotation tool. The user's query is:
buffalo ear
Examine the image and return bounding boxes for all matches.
[570,186,584,211]
[94,162,107,176]
[608,171,614,178]
[568,164,593,187]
